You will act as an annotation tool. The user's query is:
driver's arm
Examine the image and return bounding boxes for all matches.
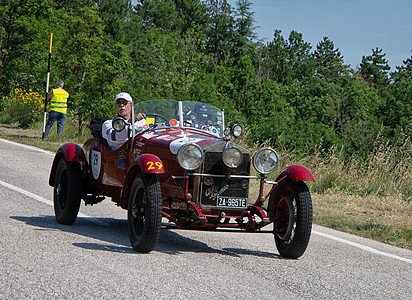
[135,113,146,121]
[134,113,147,129]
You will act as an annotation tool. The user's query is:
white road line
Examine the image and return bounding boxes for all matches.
[312,230,412,264]
[0,179,108,227]
[1,138,411,262]
[0,137,54,155]
[2,178,410,264]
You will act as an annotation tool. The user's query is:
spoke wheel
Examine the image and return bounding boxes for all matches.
[273,180,312,258]
[54,159,81,225]
[128,173,162,253]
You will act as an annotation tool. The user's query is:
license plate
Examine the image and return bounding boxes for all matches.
[217,197,248,209]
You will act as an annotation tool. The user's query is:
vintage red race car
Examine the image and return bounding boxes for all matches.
[49,99,315,258]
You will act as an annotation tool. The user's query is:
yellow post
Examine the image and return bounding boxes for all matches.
[42,33,53,139]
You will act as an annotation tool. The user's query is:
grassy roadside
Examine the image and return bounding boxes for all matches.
[1,120,411,250]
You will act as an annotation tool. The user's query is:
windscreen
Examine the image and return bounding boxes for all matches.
[134,99,224,137]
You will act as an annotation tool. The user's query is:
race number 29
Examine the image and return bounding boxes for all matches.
[91,150,101,180]
[146,161,163,170]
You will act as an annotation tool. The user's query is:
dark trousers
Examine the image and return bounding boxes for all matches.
[44,110,66,137]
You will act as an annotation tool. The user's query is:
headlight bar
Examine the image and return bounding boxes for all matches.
[171,173,278,185]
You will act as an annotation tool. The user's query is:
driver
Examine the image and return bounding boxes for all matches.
[102,92,145,150]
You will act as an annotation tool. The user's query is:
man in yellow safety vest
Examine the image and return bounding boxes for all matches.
[44,80,69,138]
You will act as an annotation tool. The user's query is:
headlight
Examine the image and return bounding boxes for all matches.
[178,144,203,171]
[224,124,243,138]
[231,124,242,138]
[252,148,279,174]
[222,146,243,168]
[112,117,126,132]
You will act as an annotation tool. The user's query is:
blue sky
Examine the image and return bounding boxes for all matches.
[227,0,412,71]
[130,0,411,71]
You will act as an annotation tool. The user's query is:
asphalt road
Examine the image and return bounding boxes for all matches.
[0,138,411,299]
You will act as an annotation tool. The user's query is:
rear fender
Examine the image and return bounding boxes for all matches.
[49,143,86,186]
[135,153,165,174]
[275,164,315,183]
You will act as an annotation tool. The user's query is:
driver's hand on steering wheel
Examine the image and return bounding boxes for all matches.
[135,113,146,121]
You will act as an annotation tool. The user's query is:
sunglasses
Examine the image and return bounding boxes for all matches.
[116,100,129,106]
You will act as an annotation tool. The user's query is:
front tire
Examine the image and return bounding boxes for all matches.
[54,159,82,225]
[273,180,312,258]
[128,173,162,253]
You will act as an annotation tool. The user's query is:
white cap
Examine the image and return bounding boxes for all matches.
[114,92,132,104]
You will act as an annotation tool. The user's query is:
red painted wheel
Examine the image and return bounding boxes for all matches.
[275,196,294,240]
[273,180,312,258]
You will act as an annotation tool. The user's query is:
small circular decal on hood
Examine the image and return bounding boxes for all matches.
[204,177,214,186]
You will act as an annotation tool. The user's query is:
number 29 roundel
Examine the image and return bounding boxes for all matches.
[138,154,165,174]
[91,150,101,180]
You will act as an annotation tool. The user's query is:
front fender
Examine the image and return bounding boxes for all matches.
[275,164,315,183]
[58,143,86,162]
[135,153,165,174]
[49,143,86,186]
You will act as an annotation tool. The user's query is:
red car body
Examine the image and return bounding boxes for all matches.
[49,100,315,258]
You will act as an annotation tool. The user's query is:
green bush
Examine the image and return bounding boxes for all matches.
[1,88,43,128]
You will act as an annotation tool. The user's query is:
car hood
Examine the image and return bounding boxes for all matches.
[136,128,250,155]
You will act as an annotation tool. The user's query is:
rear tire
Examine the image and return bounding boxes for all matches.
[128,173,162,253]
[54,159,82,225]
[273,181,312,258]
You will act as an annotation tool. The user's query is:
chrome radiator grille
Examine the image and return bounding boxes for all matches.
[198,151,251,208]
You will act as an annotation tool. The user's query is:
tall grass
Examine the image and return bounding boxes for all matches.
[288,131,412,249]
[240,129,411,249]
[301,130,411,203]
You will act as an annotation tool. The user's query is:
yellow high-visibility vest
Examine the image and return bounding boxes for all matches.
[50,88,69,114]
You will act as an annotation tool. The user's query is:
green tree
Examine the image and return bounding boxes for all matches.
[263,30,315,85]
[314,36,349,80]
[232,0,256,54]
[127,24,208,100]
[359,47,391,88]
[0,0,52,96]
[246,80,295,148]
[97,0,132,43]
[392,53,412,82]
[382,54,412,139]
[204,0,235,64]
[333,75,381,156]
[260,29,288,82]
[287,30,315,83]
[128,0,213,100]
[50,4,111,132]
[174,0,209,34]
[134,0,182,32]
[229,0,258,114]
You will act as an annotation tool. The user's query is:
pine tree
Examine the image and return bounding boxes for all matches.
[204,0,235,64]
[392,53,412,82]
[359,47,391,88]
[314,36,349,80]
